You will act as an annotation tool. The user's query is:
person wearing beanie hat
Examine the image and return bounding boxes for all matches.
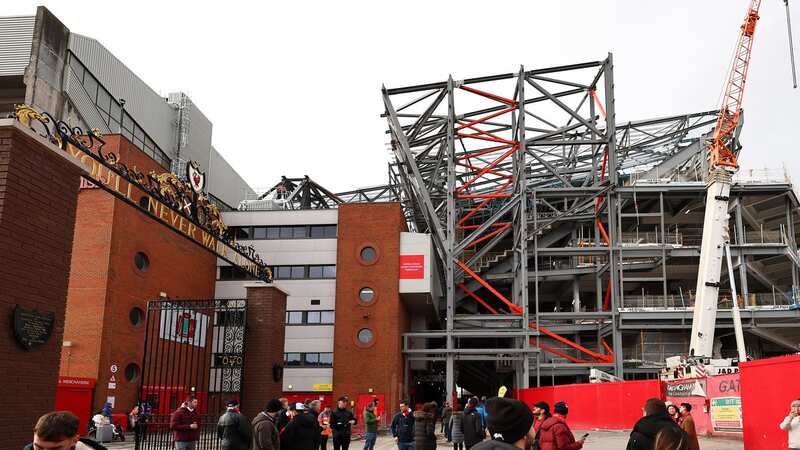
[252,398,282,450]
[780,399,800,450]
[538,401,583,450]
[470,397,535,450]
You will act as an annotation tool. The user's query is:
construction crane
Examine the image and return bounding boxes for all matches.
[687,0,797,365]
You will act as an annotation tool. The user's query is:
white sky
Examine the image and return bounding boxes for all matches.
[7,1,800,192]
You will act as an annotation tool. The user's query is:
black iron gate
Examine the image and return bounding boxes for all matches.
[136,298,247,450]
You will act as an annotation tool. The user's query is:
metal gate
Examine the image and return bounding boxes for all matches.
[136,298,247,450]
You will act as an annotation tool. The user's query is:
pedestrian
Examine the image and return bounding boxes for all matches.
[532,401,551,435]
[471,396,536,450]
[450,402,466,450]
[25,411,108,450]
[476,397,488,431]
[252,398,282,450]
[276,398,291,433]
[391,399,416,450]
[170,395,200,450]
[463,397,485,449]
[217,399,252,450]
[442,402,453,442]
[666,404,680,424]
[415,402,437,450]
[626,398,685,450]
[319,405,333,450]
[129,405,146,442]
[537,401,584,450]
[653,426,689,450]
[780,399,800,450]
[363,401,379,450]
[330,397,356,450]
[282,403,321,450]
[675,403,699,450]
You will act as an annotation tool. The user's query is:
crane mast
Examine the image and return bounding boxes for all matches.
[689,0,762,359]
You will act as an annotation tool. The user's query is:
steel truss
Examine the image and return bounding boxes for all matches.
[381,55,800,394]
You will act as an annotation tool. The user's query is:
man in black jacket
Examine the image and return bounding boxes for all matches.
[330,397,356,450]
[626,398,687,450]
[471,397,535,450]
[281,403,320,450]
[25,411,109,450]
[217,400,251,450]
[390,400,415,450]
[463,397,485,448]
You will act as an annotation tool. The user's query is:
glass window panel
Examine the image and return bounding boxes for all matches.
[307,311,321,324]
[266,227,280,239]
[83,75,98,99]
[320,311,334,324]
[323,265,336,278]
[360,246,377,263]
[96,88,111,113]
[293,226,308,238]
[286,311,303,324]
[324,225,338,238]
[134,125,145,141]
[304,353,320,365]
[284,353,302,366]
[69,56,85,81]
[108,118,119,132]
[319,353,333,366]
[357,328,374,344]
[310,226,325,238]
[308,266,323,279]
[279,227,293,238]
[253,227,267,239]
[110,100,121,121]
[277,266,291,279]
[134,137,145,151]
[359,287,375,302]
[290,266,305,279]
[234,227,251,240]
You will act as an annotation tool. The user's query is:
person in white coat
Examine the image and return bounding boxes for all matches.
[780,399,800,450]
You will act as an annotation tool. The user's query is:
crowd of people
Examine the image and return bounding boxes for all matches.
[22,396,800,450]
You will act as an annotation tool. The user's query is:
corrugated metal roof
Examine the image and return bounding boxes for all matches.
[0,15,35,76]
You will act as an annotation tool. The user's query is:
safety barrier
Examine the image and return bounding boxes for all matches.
[740,354,800,450]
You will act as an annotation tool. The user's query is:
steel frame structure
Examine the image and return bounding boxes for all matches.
[380,55,800,395]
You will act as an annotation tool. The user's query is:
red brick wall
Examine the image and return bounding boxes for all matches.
[0,125,82,448]
[61,135,216,413]
[333,203,409,420]
[242,285,287,419]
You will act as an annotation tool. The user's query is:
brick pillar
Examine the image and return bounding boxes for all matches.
[0,123,83,448]
[242,284,287,419]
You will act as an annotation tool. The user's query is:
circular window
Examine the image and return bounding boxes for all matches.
[134,252,149,272]
[125,363,140,382]
[360,247,376,263]
[358,287,376,304]
[129,307,144,326]
[357,328,374,344]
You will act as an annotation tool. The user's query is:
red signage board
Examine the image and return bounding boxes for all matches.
[399,255,424,279]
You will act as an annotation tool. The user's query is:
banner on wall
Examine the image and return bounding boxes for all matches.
[399,255,425,279]
[159,307,209,347]
[710,397,743,432]
[665,379,707,397]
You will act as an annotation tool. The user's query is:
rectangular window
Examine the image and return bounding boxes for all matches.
[323,265,336,278]
[252,227,267,239]
[234,227,251,240]
[266,227,280,239]
[324,225,338,238]
[110,100,121,122]
[69,56,85,82]
[307,311,321,324]
[305,353,320,366]
[276,266,292,279]
[290,266,305,279]
[310,225,337,238]
[279,227,294,239]
[286,311,303,325]
[284,353,302,366]
[83,74,98,99]
[310,299,321,305]
[293,226,308,238]
[319,353,333,366]
[320,311,334,324]
[96,88,111,114]
[309,265,324,279]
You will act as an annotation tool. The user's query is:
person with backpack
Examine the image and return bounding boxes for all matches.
[463,397,484,448]
[217,399,252,450]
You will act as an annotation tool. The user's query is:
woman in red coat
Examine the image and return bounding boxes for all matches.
[537,402,584,450]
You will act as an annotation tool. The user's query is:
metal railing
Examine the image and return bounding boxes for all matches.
[620,292,800,310]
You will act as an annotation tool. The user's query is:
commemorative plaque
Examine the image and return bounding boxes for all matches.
[13,305,55,350]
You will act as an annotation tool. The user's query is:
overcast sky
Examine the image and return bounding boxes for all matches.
[7,1,800,192]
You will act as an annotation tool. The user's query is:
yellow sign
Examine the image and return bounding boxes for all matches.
[312,383,333,392]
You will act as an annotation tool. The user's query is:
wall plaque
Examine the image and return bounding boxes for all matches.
[13,305,55,350]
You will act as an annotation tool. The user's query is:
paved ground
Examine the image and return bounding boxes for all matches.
[103,429,743,450]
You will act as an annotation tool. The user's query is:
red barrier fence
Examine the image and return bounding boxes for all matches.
[740,354,800,450]
[515,379,663,430]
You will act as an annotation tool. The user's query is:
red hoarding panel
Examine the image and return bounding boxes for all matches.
[740,354,800,450]
[515,379,663,430]
[55,377,96,435]
[705,374,742,436]
[399,255,424,279]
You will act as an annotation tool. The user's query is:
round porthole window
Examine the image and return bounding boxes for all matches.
[134,252,150,272]
[129,307,144,326]
[359,287,375,303]
[358,245,378,265]
[125,363,140,382]
[357,328,374,345]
